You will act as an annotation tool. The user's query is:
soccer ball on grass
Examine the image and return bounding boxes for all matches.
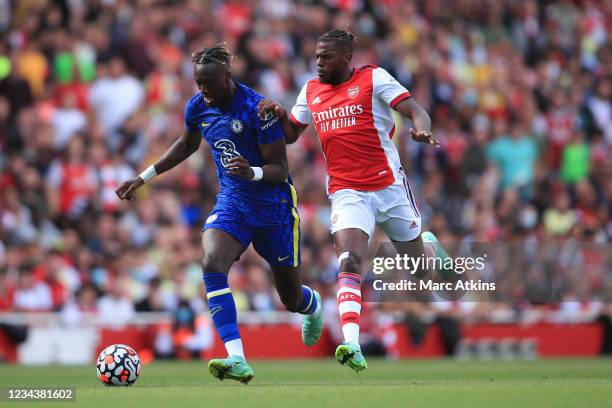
[96,344,141,386]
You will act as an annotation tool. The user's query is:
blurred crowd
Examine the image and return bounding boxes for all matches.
[0,0,611,338]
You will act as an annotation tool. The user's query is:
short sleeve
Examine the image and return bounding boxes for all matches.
[289,82,311,127]
[256,109,285,145]
[184,97,199,133]
[372,67,411,108]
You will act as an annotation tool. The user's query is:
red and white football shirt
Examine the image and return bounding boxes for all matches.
[290,66,411,194]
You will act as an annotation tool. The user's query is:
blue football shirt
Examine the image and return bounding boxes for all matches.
[184,82,296,223]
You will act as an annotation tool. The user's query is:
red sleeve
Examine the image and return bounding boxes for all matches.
[390,92,411,108]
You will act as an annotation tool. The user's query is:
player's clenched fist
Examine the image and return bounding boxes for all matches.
[115,177,145,200]
[226,156,255,180]
[257,99,286,120]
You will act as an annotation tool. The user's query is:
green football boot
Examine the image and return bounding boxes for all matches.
[302,290,323,346]
[421,231,454,280]
[335,342,367,373]
[208,355,254,384]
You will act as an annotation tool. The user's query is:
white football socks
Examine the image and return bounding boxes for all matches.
[225,338,245,358]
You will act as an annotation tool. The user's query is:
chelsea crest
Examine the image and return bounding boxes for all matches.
[230,119,243,133]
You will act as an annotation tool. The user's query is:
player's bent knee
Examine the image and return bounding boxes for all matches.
[201,254,232,274]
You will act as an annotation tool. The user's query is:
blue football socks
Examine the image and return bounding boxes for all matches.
[299,285,319,315]
[203,272,243,356]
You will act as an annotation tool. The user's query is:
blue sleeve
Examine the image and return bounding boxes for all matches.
[255,110,284,145]
[184,98,199,133]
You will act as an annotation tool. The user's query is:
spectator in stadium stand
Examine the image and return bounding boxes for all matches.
[51,92,88,150]
[486,118,539,198]
[60,284,99,327]
[45,135,99,223]
[96,280,136,329]
[135,277,166,313]
[88,56,145,147]
[13,270,53,312]
[0,53,33,123]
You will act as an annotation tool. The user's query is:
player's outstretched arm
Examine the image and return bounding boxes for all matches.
[116,129,202,200]
[226,138,288,182]
[393,98,440,147]
[257,99,306,144]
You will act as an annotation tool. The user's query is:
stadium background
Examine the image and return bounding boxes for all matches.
[0,0,610,365]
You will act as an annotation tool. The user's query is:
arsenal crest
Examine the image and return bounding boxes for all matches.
[347,86,360,99]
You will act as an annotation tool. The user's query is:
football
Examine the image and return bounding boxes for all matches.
[96,344,141,386]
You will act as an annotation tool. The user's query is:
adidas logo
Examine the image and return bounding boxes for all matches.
[410,221,418,229]
[312,96,321,104]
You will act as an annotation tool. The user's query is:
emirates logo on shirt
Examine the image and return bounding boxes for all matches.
[312,104,364,132]
[347,86,360,99]
[312,104,363,123]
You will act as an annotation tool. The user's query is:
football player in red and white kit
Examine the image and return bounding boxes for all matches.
[259,29,449,373]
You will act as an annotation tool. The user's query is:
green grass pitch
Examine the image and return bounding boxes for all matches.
[1,359,611,408]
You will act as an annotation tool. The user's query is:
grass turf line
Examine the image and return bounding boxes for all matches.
[1,359,611,408]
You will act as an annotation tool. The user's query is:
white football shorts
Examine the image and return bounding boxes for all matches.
[329,174,421,242]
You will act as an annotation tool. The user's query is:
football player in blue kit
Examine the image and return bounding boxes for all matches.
[116,45,322,384]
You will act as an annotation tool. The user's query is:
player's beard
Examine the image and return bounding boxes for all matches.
[317,70,332,84]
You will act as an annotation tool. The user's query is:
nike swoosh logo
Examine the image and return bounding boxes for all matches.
[277,255,291,262]
[201,122,210,127]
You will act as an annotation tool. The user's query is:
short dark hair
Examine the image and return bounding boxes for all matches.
[318,29,356,53]
[191,44,234,66]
